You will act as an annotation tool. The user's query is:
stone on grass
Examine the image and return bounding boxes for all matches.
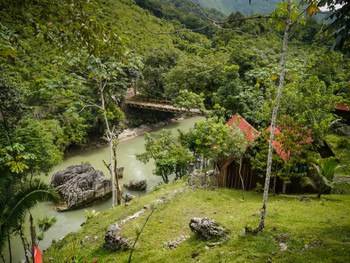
[167,235,189,249]
[104,224,131,251]
[189,217,228,240]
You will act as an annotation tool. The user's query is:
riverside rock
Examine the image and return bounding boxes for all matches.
[50,163,112,211]
[123,179,147,191]
[189,217,228,240]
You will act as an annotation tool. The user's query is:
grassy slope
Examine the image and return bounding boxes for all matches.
[44,179,350,262]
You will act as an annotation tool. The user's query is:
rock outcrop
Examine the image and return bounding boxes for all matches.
[189,217,228,240]
[123,179,147,191]
[104,224,131,251]
[50,163,112,211]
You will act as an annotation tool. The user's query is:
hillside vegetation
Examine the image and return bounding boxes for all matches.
[195,0,281,15]
[1,0,349,262]
[43,179,350,262]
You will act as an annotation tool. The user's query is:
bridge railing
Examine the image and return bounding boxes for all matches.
[126,97,173,105]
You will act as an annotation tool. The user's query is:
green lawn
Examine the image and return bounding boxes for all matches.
[44,179,350,263]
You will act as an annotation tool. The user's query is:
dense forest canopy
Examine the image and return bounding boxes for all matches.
[0,0,349,182]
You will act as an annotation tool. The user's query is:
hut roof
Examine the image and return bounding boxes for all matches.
[266,126,290,161]
[266,125,314,162]
[226,113,260,142]
[226,114,315,162]
[336,103,350,111]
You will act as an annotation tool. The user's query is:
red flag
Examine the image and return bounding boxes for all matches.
[34,246,42,263]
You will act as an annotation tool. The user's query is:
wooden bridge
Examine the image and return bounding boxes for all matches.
[125,98,202,115]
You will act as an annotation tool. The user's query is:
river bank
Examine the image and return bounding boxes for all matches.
[5,115,204,263]
[119,116,186,142]
[64,115,187,157]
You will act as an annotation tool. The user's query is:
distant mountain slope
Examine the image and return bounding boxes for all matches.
[95,0,178,54]
[194,0,281,15]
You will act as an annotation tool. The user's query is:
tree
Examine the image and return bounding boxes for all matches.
[75,53,131,207]
[0,178,59,262]
[256,0,293,233]
[138,48,179,100]
[163,53,225,103]
[313,0,350,55]
[183,117,246,174]
[137,130,193,184]
[173,89,206,114]
[302,157,343,198]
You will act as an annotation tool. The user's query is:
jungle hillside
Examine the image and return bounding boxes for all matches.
[1,0,349,262]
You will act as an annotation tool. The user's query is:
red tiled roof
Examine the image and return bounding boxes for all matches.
[336,103,350,111]
[226,113,260,142]
[266,126,290,161]
[266,125,314,161]
[226,114,314,162]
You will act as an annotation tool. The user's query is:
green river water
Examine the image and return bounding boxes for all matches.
[6,116,204,263]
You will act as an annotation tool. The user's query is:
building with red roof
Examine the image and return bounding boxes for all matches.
[226,113,260,143]
[216,114,334,193]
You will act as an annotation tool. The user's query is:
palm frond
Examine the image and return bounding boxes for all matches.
[0,179,59,252]
[301,176,316,189]
[321,158,343,180]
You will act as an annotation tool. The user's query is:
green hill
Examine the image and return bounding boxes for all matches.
[194,0,281,15]
[43,179,350,262]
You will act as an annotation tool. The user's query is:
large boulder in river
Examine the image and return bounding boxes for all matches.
[123,179,147,191]
[50,163,112,211]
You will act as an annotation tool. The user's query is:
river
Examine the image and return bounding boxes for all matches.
[6,116,204,263]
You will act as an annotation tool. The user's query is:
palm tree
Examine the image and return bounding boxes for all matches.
[302,157,343,199]
[0,177,59,262]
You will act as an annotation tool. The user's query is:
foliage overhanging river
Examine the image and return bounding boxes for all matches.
[7,116,204,263]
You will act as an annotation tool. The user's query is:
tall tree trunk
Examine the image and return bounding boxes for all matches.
[109,139,116,207]
[101,84,116,208]
[19,225,30,263]
[29,212,36,263]
[238,157,245,200]
[113,143,122,205]
[257,0,292,232]
[7,234,12,263]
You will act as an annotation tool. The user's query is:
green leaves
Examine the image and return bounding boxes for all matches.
[186,117,247,162]
[136,130,193,183]
[270,0,305,31]
[302,157,344,198]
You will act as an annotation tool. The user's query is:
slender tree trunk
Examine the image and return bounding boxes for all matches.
[238,157,245,200]
[128,205,157,263]
[108,139,116,208]
[257,0,292,232]
[19,225,30,263]
[7,234,12,263]
[113,144,122,205]
[101,85,116,208]
[282,181,287,194]
[29,212,36,262]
